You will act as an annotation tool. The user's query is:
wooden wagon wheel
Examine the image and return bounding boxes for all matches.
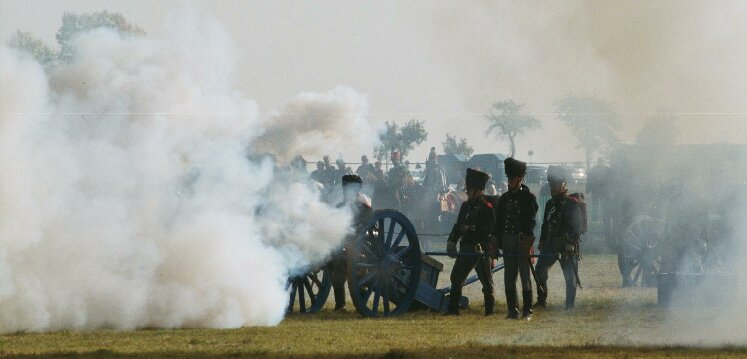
[286,267,332,313]
[620,215,663,287]
[348,210,422,317]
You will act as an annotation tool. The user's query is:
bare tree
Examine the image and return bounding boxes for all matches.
[485,100,541,157]
[556,95,620,169]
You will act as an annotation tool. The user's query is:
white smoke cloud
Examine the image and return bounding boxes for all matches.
[254,86,379,162]
[0,15,356,332]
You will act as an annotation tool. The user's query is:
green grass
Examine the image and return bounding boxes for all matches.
[1,255,743,358]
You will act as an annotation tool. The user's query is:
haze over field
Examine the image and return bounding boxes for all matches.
[0,0,745,344]
[1,0,745,163]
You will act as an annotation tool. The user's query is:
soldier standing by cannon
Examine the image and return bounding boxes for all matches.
[444,168,496,316]
[330,174,373,311]
[534,166,583,310]
[496,158,538,320]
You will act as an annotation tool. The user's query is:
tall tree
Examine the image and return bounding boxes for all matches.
[556,95,620,169]
[8,11,145,66]
[374,119,428,161]
[636,114,679,148]
[7,31,57,66]
[57,11,146,62]
[485,100,541,158]
[442,133,474,158]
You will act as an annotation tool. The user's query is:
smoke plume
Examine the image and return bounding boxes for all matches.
[0,15,359,332]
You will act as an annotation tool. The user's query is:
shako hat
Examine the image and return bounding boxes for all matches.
[342,174,363,186]
[465,168,490,190]
[504,157,527,178]
[547,165,567,184]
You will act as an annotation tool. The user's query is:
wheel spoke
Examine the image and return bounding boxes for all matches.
[303,278,316,307]
[308,273,322,287]
[391,245,410,260]
[361,243,380,260]
[358,271,377,286]
[372,288,381,313]
[361,286,373,302]
[378,219,385,244]
[633,264,643,286]
[393,274,408,288]
[390,230,407,252]
[288,282,297,311]
[382,280,390,315]
[385,219,397,249]
[299,281,307,312]
[356,263,379,268]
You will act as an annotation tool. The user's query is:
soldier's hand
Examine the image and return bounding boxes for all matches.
[447,241,458,258]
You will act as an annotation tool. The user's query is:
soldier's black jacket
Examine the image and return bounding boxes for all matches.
[447,195,495,245]
[539,193,582,251]
[495,184,538,237]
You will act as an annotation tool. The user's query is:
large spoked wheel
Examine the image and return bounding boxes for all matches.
[286,267,332,313]
[348,210,422,317]
[620,215,662,287]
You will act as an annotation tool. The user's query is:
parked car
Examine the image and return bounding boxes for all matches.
[570,167,586,183]
[525,165,547,186]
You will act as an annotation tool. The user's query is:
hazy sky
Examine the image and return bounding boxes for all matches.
[2,0,745,163]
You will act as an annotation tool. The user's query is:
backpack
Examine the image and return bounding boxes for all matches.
[567,192,588,234]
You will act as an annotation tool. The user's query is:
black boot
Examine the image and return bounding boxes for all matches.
[444,295,460,316]
[484,295,495,316]
[504,289,519,319]
[522,290,533,321]
[534,284,547,308]
[333,285,346,311]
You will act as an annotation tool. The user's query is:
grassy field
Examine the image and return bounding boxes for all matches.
[1,255,744,358]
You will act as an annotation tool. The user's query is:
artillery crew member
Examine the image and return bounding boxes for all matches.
[496,158,538,320]
[331,174,373,310]
[445,168,496,316]
[534,166,582,310]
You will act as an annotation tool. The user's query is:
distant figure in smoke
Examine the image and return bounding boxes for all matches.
[386,151,413,210]
[310,161,327,184]
[336,158,353,180]
[534,166,583,311]
[422,148,447,194]
[330,174,373,311]
[290,155,308,175]
[373,161,385,181]
[496,158,538,320]
[586,157,611,222]
[444,168,495,316]
[386,151,411,189]
[355,155,375,181]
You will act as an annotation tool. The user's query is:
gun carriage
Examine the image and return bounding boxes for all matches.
[287,209,505,317]
[606,144,746,295]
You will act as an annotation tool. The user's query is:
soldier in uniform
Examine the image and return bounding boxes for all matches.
[310,161,326,184]
[496,158,538,320]
[445,168,496,316]
[387,151,411,189]
[422,149,448,194]
[356,155,375,180]
[534,166,582,310]
[330,174,374,310]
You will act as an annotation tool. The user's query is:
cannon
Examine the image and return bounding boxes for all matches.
[605,144,746,292]
[287,209,505,317]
